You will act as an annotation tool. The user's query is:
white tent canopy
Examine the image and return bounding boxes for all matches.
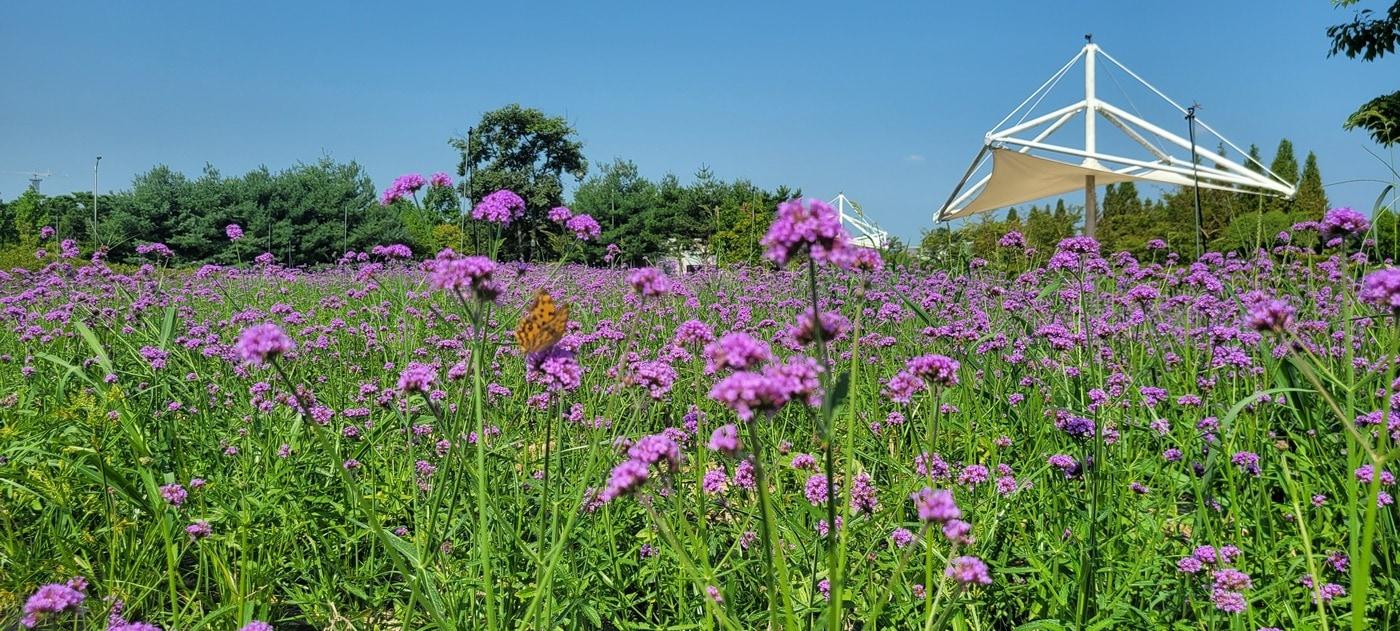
[935,40,1296,231]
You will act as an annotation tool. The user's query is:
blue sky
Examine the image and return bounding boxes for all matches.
[3,1,1397,242]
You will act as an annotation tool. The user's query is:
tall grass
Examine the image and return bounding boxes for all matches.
[1,212,1397,629]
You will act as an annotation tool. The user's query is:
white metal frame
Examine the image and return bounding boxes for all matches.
[831,193,890,249]
[935,42,1296,225]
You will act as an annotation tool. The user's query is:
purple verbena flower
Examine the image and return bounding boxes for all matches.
[911,487,960,523]
[565,214,601,241]
[472,189,527,225]
[761,197,852,267]
[708,424,741,454]
[946,556,992,586]
[627,267,671,297]
[235,323,294,365]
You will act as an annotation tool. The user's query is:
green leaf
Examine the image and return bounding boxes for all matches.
[825,370,850,413]
[74,320,113,374]
[582,604,602,628]
[1375,183,1396,217]
[898,293,935,328]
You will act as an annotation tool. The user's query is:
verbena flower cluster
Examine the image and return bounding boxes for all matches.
[472,189,527,225]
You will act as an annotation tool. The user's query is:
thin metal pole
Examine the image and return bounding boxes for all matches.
[1186,105,1204,258]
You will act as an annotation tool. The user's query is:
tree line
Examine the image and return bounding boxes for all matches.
[0,104,799,269]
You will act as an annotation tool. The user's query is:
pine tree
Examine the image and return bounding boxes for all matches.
[1098,182,1147,254]
[1269,139,1299,184]
[1244,144,1264,173]
[1267,139,1299,216]
[1102,182,1143,218]
[1293,152,1329,219]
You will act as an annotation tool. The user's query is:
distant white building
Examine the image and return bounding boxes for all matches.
[657,238,715,274]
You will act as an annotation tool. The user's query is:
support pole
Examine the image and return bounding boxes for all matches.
[1186,105,1204,258]
[1083,42,1097,168]
[1082,37,1099,237]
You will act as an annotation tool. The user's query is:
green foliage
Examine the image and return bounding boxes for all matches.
[1328,2,1400,146]
[916,225,961,264]
[1295,152,1330,219]
[0,239,42,270]
[706,199,770,266]
[1344,90,1400,146]
[1025,201,1081,251]
[1210,210,1294,253]
[0,197,11,246]
[93,158,380,266]
[431,222,465,253]
[570,159,659,264]
[450,104,589,260]
[1269,138,1300,187]
[9,188,46,243]
[569,160,796,266]
[1370,207,1400,261]
[1328,0,1400,61]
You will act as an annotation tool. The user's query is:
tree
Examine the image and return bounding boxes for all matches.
[1266,139,1300,216]
[1294,152,1329,219]
[40,194,90,243]
[98,158,379,266]
[570,159,660,264]
[569,159,797,266]
[1025,202,1080,251]
[1244,144,1265,173]
[1328,2,1400,145]
[449,104,588,260]
[1344,91,1400,146]
[707,181,791,265]
[918,225,962,265]
[1098,182,1153,255]
[0,197,12,246]
[1268,139,1300,186]
[10,188,47,242]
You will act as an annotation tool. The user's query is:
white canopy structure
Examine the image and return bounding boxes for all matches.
[831,193,890,248]
[935,39,1296,236]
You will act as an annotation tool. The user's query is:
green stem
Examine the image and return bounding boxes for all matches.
[469,299,499,631]
[804,255,841,630]
[1350,317,1397,631]
[746,422,798,631]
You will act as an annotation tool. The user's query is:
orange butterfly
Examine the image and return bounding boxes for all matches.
[515,289,569,354]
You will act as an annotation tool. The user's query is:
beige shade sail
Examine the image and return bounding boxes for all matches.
[935,42,1295,226]
[940,149,1137,220]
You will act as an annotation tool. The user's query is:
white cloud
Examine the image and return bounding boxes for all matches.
[905,154,926,162]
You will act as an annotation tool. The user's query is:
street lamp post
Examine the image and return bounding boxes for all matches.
[93,156,102,248]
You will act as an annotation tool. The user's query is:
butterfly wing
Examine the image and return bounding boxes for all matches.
[516,290,568,354]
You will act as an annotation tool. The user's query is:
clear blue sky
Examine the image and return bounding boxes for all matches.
[3,1,1397,241]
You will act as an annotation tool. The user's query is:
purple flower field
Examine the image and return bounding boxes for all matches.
[2,199,1398,629]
